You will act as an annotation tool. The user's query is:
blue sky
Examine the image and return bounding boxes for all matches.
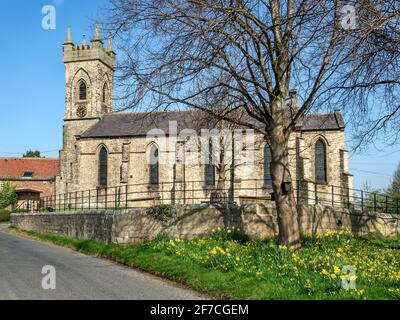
[0,0,398,190]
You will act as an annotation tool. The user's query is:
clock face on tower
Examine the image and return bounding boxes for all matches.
[76,104,87,118]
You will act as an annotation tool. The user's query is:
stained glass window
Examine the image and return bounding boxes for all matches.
[99,147,108,187]
[315,139,327,183]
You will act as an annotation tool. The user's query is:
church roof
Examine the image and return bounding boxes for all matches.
[301,111,345,131]
[81,110,345,139]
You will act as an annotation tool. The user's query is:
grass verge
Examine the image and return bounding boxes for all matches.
[7,227,400,300]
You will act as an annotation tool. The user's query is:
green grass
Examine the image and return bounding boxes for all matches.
[8,227,400,300]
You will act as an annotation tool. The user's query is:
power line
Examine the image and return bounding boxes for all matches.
[349,149,400,159]
[350,168,392,177]
[376,149,400,158]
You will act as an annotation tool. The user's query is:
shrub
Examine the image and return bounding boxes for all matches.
[0,209,11,222]
[146,204,176,222]
[0,182,18,209]
[209,227,250,243]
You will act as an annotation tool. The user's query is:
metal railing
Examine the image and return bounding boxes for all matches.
[19,179,400,215]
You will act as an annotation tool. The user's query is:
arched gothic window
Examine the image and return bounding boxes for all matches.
[99,147,108,187]
[102,83,108,104]
[149,145,159,186]
[204,140,215,186]
[79,81,87,101]
[315,139,327,183]
[264,144,272,187]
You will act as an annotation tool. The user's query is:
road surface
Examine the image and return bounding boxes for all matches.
[0,224,203,300]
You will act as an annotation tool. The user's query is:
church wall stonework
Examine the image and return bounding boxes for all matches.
[57,128,351,206]
[61,127,349,206]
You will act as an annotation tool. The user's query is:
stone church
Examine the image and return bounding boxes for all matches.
[56,26,353,207]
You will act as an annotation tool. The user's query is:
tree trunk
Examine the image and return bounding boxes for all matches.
[269,119,302,249]
[215,134,228,203]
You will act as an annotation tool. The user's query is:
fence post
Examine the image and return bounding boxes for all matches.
[386,195,388,213]
[314,183,317,204]
[331,185,334,207]
[361,190,364,211]
[96,188,99,210]
[255,179,258,200]
[89,189,91,210]
[296,180,300,205]
[347,188,350,209]
[183,182,186,204]
[125,185,128,209]
[115,187,118,209]
[105,187,108,209]
[81,191,84,210]
[161,182,164,204]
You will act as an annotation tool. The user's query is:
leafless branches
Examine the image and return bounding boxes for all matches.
[102,0,400,246]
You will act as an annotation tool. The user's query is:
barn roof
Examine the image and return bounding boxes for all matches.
[0,158,59,179]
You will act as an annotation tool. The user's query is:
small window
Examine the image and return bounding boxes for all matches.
[98,147,108,187]
[149,145,159,186]
[22,171,34,178]
[102,83,108,104]
[79,81,87,101]
[315,139,327,183]
[205,140,215,186]
[264,144,272,187]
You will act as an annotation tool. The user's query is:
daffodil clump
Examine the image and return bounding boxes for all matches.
[149,228,400,300]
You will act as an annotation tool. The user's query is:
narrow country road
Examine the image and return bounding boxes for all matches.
[0,225,203,300]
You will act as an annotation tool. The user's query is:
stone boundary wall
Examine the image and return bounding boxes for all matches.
[10,204,400,244]
[11,211,115,243]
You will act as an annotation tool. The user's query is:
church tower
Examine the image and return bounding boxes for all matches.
[57,23,116,194]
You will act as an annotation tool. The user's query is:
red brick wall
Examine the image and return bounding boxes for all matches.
[12,180,56,199]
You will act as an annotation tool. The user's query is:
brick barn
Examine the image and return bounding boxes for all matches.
[0,158,59,209]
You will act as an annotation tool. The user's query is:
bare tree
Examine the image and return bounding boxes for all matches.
[322,0,400,149]
[103,0,399,247]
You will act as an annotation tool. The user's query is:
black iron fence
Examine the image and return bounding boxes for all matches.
[19,179,399,215]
